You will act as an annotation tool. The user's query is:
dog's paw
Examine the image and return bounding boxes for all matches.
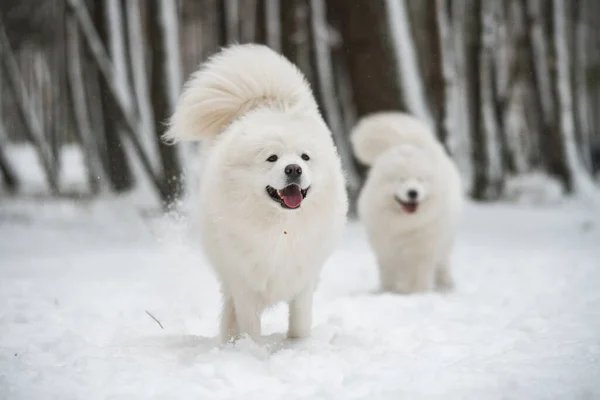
[287,327,311,340]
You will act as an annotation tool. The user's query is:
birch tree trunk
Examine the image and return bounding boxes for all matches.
[384,0,432,126]
[309,0,360,196]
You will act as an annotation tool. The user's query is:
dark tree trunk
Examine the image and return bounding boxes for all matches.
[308,0,360,198]
[328,0,405,117]
[464,0,487,199]
[465,0,504,199]
[0,17,59,192]
[93,0,134,192]
[66,15,107,193]
[281,0,314,84]
[425,0,449,145]
[544,0,572,190]
[148,0,183,205]
[0,122,18,191]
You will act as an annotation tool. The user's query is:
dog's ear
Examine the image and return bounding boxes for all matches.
[350,112,437,166]
[164,44,319,143]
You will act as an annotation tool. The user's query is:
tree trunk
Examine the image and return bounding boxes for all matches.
[125,0,160,172]
[451,0,475,188]
[571,0,592,170]
[264,0,281,51]
[464,0,490,199]
[425,0,449,146]
[308,0,360,196]
[384,0,432,125]
[0,18,58,192]
[551,0,598,195]
[91,0,134,191]
[148,0,184,205]
[224,0,240,43]
[66,16,108,193]
[524,0,569,186]
[329,0,404,117]
[281,0,313,84]
[0,120,18,191]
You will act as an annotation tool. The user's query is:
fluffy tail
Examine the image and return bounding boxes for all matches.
[350,112,437,166]
[164,44,318,142]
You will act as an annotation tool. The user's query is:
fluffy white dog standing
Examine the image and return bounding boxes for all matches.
[165,44,348,342]
[351,112,462,293]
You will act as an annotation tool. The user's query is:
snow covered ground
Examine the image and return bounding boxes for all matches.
[1,148,600,399]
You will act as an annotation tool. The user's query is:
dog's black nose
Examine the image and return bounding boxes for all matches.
[407,189,418,200]
[285,164,302,179]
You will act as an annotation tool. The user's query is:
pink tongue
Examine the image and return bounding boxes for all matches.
[280,185,303,208]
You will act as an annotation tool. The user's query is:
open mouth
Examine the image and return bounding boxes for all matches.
[266,184,309,209]
[395,196,419,214]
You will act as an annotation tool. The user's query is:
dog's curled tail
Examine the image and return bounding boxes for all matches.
[350,112,438,166]
[164,44,318,142]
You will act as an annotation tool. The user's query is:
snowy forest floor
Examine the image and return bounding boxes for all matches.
[1,147,600,399]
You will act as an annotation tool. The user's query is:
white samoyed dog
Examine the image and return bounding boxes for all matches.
[351,112,462,293]
[165,44,348,342]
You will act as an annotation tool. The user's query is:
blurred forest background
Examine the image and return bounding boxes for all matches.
[1,0,599,209]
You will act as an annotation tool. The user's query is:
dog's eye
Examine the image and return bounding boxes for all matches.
[301,153,310,161]
[266,155,278,162]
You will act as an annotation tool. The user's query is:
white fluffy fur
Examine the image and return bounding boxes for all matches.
[351,112,462,293]
[350,111,436,166]
[167,44,348,342]
[164,44,319,142]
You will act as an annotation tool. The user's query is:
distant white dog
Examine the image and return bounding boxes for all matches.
[165,44,348,342]
[351,112,462,293]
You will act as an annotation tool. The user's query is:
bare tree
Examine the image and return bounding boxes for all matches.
[2,0,597,203]
[66,0,163,196]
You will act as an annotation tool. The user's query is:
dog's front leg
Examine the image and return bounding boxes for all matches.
[408,257,436,293]
[287,284,314,339]
[220,295,239,343]
[435,262,455,292]
[233,296,261,342]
